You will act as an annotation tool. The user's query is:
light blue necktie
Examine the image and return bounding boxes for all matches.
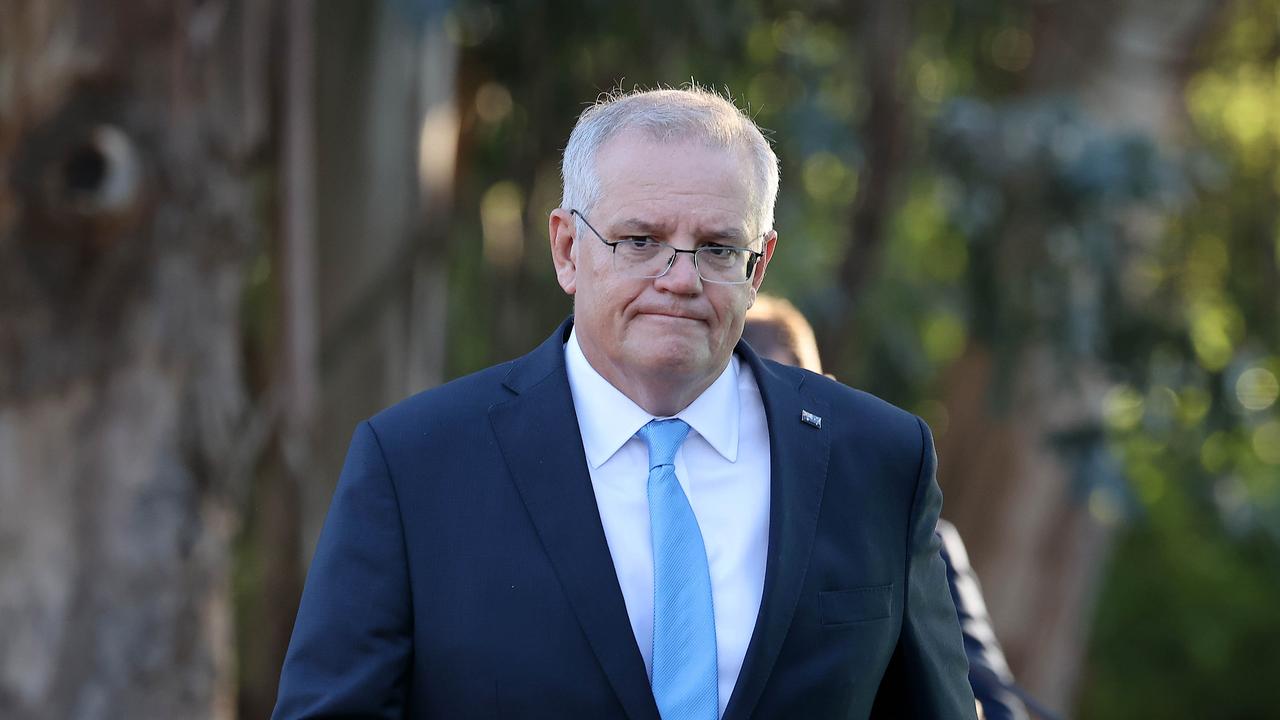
[638,419,718,720]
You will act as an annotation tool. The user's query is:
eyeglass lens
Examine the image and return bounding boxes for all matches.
[613,242,750,283]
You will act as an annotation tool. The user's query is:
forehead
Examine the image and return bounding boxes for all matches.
[592,131,757,231]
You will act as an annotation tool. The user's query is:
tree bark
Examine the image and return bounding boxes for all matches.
[236,1,317,717]
[307,0,458,562]
[0,1,270,717]
[935,0,1225,712]
[825,0,913,370]
[936,345,1113,711]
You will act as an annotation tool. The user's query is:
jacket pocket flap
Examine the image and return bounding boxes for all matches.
[820,585,893,626]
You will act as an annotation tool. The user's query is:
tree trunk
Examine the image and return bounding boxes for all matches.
[935,0,1224,712]
[0,1,270,717]
[236,1,317,717]
[825,0,913,370]
[936,345,1113,711]
[307,0,458,562]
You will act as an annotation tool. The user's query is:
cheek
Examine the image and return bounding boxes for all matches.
[714,295,750,331]
[585,281,640,337]
[575,257,616,302]
[723,315,746,341]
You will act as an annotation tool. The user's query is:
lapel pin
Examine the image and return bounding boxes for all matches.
[800,410,822,429]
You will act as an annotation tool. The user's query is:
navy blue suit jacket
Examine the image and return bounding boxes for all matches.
[274,319,977,719]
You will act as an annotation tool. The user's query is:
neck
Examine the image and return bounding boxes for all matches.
[576,340,723,418]
[614,374,717,418]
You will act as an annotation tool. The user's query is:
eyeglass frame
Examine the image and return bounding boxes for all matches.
[569,208,766,285]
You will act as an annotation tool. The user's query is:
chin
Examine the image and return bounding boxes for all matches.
[630,339,718,378]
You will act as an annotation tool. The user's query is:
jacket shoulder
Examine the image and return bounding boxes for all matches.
[364,360,519,449]
[766,362,923,436]
[761,361,928,465]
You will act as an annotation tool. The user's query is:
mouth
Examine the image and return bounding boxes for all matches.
[637,310,706,323]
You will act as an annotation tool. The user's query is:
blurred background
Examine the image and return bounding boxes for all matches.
[1,0,1278,718]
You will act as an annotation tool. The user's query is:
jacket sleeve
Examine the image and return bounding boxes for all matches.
[871,417,979,719]
[273,421,413,719]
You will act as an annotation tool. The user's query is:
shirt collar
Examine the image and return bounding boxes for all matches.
[565,328,740,469]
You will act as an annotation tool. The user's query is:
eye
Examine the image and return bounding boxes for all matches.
[615,237,664,259]
[618,237,662,253]
[700,244,740,259]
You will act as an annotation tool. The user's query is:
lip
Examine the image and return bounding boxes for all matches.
[636,310,706,323]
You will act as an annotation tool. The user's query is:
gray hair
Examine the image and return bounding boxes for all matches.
[560,84,780,240]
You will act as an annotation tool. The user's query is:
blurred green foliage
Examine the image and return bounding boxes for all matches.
[1082,488,1280,719]
[444,0,1279,715]
[1078,0,1280,714]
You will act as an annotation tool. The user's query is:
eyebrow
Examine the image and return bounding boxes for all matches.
[613,218,669,236]
[612,218,749,244]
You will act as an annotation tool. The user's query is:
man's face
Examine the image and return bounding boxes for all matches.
[550,131,776,405]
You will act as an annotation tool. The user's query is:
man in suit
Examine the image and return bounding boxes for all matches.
[274,86,977,719]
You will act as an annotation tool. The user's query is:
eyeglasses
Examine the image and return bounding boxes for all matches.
[570,209,764,285]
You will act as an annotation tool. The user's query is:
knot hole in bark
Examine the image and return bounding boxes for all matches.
[63,143,108,194]
[44,125,144,226]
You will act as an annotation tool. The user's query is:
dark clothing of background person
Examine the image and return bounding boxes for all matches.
[938,520,1030,720]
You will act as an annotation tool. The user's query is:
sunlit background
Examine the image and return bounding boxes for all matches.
[1,0,1278,718]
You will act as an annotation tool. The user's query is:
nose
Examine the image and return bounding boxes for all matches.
[654,250,703,293]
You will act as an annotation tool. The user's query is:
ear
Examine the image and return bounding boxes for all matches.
[548,208,578,295]
[749,230,778,295]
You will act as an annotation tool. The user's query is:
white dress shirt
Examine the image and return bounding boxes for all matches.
[565,329,771,718]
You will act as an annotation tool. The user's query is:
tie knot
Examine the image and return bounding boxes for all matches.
[637,419,690,470]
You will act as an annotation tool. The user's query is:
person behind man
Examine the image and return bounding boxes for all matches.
[744,294,1030,720]
[273,86,977,719]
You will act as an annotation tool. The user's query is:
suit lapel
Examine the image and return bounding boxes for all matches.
[488,319,660,720]
[723,345,831,720]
